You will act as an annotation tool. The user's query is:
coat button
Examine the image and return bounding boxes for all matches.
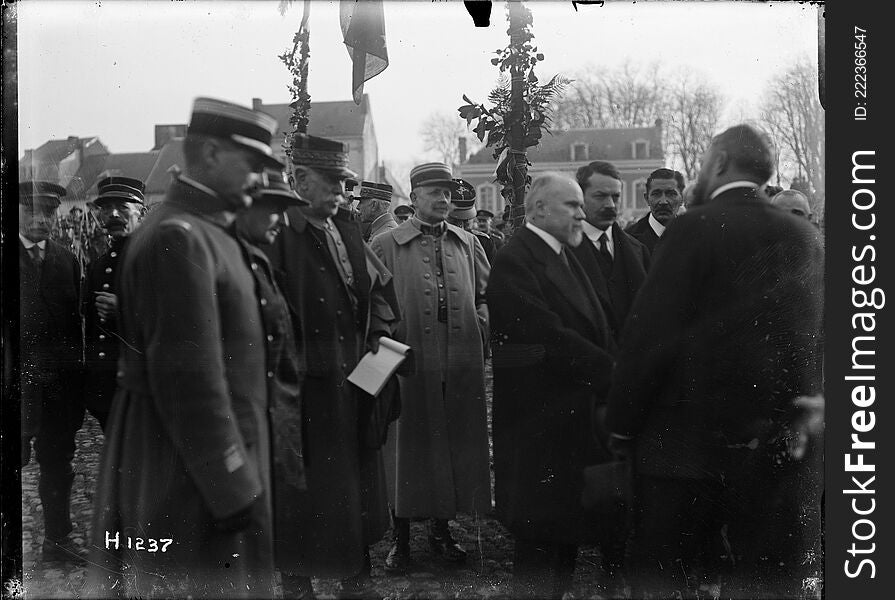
[336,310,342,316]
[251,263,258,271]
[105,267,113,274]
[319,297,325,303]
[424,273,431,279]
[99,334,106,340]
[421,240,428,246]
[424,308,431,315]
[98,352,106,358]
[102,283,110,290]
[339,335,345,341]
[424,327,431,334]
[341,363,348,370]
[267,371,274,378]
[314,328,320,334]
[110,252,118,258]
[260,298,268,306]
[267,334,274,342]
[319,266,326,272]
[423,257,430,263]
[424,289,432,295]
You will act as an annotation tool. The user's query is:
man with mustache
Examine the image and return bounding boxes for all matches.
[370,162,491,574]
[356,181,398,242]
[264,134,399,599]
[625,168,686,255]
[570,160,650,344]
[83,176,145,431]
[19,181,87,564]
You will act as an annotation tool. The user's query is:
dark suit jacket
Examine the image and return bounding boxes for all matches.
[606,187,824,480]
[571,222,650,342]
[625,213,661,255]
[19,238,83,434]
[488,226,614,543]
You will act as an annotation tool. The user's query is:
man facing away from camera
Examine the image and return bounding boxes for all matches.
[606,124,824,599]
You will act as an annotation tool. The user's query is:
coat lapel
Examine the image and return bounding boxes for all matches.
[613,223,647,299]
[519,228,601,335]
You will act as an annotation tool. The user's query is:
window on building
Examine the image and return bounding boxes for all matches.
[571,143,589,162]
[477,184,497,215]
[634,179,648,210]
[633,140,649,159]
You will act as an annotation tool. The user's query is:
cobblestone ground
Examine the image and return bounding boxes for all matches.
[20,363,620,599]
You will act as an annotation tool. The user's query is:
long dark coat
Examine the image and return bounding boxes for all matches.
[605,187,824,591]
[264,207,395,579]
[89,179,274,598]
[370,220,492,519]
[571,222,650,342]
[19,239,84,439]
[487,226,615,544]
[83,235,128,427]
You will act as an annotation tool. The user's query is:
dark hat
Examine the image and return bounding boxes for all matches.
[393,204,415,217]
[476,209,495,219]
[95,176,146,206]
[449,203,476,221]
[451,179,476,202]
[254,169,307,207]
[346,178,360,192]
[187,97,284,169]
[291,133,357,179]
[357,181,393,202]
[19,181,66,206]
[410,162,461,191]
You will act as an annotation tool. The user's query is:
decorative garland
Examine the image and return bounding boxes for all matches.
[278,0,313,159]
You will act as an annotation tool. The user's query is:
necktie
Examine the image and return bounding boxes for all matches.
[559,247,571,268]
[28,245,43,265]
[596,233,612,279]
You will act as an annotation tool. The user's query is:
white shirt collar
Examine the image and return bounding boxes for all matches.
[582,221,614,258]
[178,174,221,199]
[19,233,47,250]
[648,213,666,237]
[525,221,563,255]
[709,181,759,200]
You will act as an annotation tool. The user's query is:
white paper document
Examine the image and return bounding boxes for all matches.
[347,337,411,396]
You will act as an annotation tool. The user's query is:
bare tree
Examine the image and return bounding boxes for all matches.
[663,69,724,180]
[760,59,825,214]
[420,111,482,166]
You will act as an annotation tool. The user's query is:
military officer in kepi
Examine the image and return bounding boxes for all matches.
[83,176,145,431]
[89,96,283,598]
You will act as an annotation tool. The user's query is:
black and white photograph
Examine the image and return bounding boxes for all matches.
[1,0,890,598]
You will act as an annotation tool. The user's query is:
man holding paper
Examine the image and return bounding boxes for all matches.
[370,162,491,573]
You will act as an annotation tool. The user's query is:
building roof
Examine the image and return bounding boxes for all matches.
[145,138,185,195]
[253,95,370,140]
[465,125,663,165]
[97,152,160,184]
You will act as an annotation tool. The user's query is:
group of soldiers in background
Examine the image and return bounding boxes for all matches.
[18,95,823,600]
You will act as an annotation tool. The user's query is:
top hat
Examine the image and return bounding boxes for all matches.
[95,176,146,206]
[19,181,66,207]
[291,133,357,179]
[393,204,415,217]
[187,97,284,169]
[357,181,393,202]
[255,169,307,207]
[410,163,461,191]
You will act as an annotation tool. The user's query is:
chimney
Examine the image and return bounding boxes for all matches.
[458,137,468,164]
[252,98,263,111]
[655,117,664,159]
[154,124,187,150]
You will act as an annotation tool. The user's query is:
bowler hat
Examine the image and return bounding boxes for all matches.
[291,133,357,179]
[187,97,284,169]
[95,176,146,206]
[255,169,307,207]
[19,181,66,207]
[357,181,393,202]
[410,162,461,191]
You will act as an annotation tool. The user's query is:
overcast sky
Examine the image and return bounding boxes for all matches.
[17,0,820,170]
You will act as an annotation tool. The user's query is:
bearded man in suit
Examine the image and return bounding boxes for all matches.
[606,124,824,599]
[488,172,615,599]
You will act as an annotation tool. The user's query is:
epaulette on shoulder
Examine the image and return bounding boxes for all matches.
[159,218,193,232]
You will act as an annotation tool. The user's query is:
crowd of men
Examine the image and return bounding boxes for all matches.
[18,96,823,600]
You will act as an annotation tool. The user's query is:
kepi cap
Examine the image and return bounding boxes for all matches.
[476,209,495,219]
[451,179,476,203]
[19,181,66,207]
[291,133,357,179]
[410,162,460,191]
[357,181,393,202]
[187,97,284,169]
[254,169,308,207]
[393,204,415,217]
[95,176,146,206]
